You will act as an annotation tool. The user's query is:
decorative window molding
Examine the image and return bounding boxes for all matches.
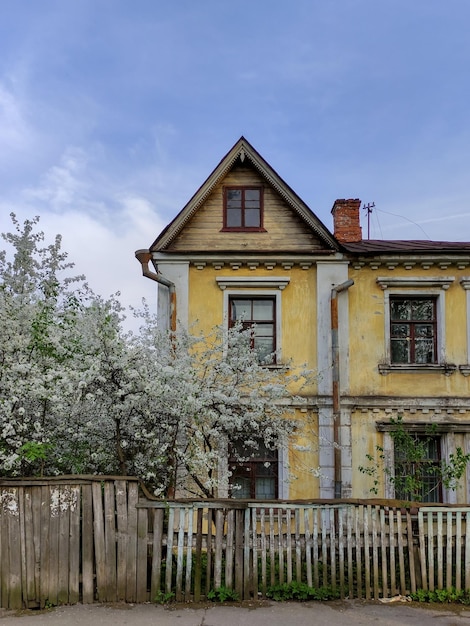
[376,276,455,290]
[216,276,290,291]
[376,421,470,433]
[221,288,283,363]
[378,363,457,376]
[376,422,470,503]
[229,295,277,364]
[377,277,454,374]
[460,278,470,372]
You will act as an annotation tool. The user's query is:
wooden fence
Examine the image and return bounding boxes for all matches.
[1,477,470,609]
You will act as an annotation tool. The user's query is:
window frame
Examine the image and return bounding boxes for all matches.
[228,439,279,500]
[229,295,277,365]
[219,286,284,365]
[376,276,455,374]
[389,296,438,365]
[459,277,470,375]
[377,421,470,503]
[393,432,443,503]
[221,185,265,232]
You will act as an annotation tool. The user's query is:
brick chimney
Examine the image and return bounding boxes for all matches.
[331,199,362,243]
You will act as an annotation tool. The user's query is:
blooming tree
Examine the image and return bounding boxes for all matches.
[0,215,310,497]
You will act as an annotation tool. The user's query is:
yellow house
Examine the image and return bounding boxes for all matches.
[137,137,470,503]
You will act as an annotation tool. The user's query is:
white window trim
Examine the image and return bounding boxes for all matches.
[378,421,470,503]
[220,288,283,364]
[216,276,290,290]
[382,430,446,502]
[376,276,455,375]
[460,278,470,375]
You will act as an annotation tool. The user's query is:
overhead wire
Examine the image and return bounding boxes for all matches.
[372,207,431,239]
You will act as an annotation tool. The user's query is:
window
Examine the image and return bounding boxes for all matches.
[376,276,455,374]
[223,186,263,230]
[229,439,278,499]
[229,296,276,364]
[394,434,442,502]
[390,297,437,364]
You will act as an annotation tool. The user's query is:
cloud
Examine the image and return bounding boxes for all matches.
[24,147,90,211]
[0,142,169,331]
[0,83,32,158]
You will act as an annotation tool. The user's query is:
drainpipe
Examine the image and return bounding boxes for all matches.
[331,279,354,499]
[135,249,177,332]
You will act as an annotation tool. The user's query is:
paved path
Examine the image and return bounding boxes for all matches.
[1,600,470,625]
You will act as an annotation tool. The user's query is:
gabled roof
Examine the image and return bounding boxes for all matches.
[150,136,339,252]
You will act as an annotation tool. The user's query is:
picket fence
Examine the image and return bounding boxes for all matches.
[1,477,470,609]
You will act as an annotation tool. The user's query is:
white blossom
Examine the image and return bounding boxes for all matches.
[0,214,315,497]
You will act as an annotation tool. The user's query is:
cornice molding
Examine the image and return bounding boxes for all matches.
[376,276,455,290]
[352,256,469,271]
[216,276,290,290]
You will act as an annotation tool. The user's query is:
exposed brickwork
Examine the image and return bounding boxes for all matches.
[331,198,362,243]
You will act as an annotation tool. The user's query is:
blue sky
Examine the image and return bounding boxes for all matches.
[2,0,470,321]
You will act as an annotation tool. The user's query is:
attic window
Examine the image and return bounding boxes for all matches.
[222,186,265,231]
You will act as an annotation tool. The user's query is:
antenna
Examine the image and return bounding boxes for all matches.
[363,202,375,240]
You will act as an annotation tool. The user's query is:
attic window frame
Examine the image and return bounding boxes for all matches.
[221,185,266,232]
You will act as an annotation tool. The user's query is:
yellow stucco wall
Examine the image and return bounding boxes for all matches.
[182,261,470,501]
[348,265,470,501]
[348,266,470,397]
[188,264,318,391]
[186,264,322,497]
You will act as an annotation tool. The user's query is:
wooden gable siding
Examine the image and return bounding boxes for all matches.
[165,166,328,253]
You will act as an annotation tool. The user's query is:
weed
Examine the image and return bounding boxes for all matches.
[410,587,470,605]
[266,581,340,602]
[207,586,240,602]
[154,590,175,604]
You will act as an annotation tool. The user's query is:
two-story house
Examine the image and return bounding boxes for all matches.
[136,137,470,503]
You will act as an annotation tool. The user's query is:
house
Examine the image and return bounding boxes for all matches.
[136,137,470,503]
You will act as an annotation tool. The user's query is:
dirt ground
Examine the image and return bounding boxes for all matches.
[1,600,470,626]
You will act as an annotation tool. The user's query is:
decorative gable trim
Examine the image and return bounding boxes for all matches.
[216,276,290,290]
[151,137,339,252]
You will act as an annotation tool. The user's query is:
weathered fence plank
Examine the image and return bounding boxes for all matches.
[48,488,60,607]
[466,512,470,591]
[81,484,94,603]
[7,489,22,609]
[115,480,128,602]
[184,507,194,602]
[39,485,51,608]
[136,506,149,603]
[150,508,164,602]
[456,511,462,592]
[175,507,186,601]
[126,481,138,602]
[68,486,81,605]
[194,507,204,601]
[92,482,106,602]
[225,508,235,591]
[57,488,71,605]
[104,482,117,602]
